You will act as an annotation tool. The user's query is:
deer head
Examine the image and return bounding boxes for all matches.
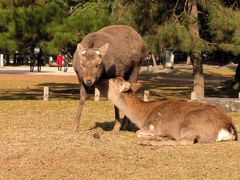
[75,43,109,86]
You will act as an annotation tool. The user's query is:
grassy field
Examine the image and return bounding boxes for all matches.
[0,65,240,179]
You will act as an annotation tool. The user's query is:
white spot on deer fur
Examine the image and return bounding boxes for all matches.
[136,130,154,137]
[149,124,155,131]
[158,112,161,116]
[81,50,87,55]
[96,50,101,55]
[136,132,142,138]
[216,129,233,142]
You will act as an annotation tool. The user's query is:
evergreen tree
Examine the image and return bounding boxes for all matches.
[0,0,68,53]
[0,0,17,53]
[44,0,113,54]
[113,0,240,97]
[13,0,67,52]
[1,0,240,94]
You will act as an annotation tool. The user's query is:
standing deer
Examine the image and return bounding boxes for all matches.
[72,25,146,131]
[96,77,238,145]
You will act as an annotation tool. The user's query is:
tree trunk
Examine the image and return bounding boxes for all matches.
[188,0,205,98]
[151,53,157,67]
[191,52,204,97]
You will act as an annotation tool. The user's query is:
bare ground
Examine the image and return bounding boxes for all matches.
[0,64,240,179]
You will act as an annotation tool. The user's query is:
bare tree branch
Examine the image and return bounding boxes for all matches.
[68,0,89,16]
[172,0,180,17]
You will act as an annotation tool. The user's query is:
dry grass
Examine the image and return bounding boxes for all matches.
[0,65,240,179]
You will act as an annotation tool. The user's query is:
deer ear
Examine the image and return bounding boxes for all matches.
[119,82,132,92]
[77,44,86,56]
[98,43,109,56]
[131,82,142,93]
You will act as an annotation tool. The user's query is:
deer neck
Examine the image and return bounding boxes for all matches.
[109,92,151,128]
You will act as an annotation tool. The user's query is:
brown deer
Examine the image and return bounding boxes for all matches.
[96,77,238,146]
[72,25,146,131]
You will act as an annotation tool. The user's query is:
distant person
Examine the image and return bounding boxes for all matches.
[36,49,43,72]
[63,54,68,72]
[13,51,18,65]
[29,54,36,72]
[5,53,10,65]
[57,54,63,71]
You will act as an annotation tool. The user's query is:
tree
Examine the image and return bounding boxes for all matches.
[157,0,240,97]
[113,0,240,97]
[44,0,113,54]
[187,0,204,97]
[13,0,67,52]
[1,0,240,96]
[0,0,69,54]
[0,0,17,53]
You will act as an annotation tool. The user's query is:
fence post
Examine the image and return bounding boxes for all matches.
[191,92,197,100]
[143,90,150,102]
[95,88,100,101]
[43,86,49,101]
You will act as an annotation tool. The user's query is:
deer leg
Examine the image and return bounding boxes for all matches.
[73,83,87,131]
[121,64,142,131]
[136,127,155,138]
[113,106,123,131]
[137,125,197,146]
[121,116,129,130]
[128,64,141,83]
[141,125,199,146]
[113,62,142,131]
[138,135,172,141]
[137,127,171,141]
[139,129,197,146]
[139,137,195,146]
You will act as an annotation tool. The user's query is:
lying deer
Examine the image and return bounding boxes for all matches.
[96,77,238,146]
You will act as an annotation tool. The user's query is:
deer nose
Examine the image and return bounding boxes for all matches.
[85,79,93,86]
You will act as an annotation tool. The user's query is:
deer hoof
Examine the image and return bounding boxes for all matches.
[72,125,80,132]
[113,125,121,132]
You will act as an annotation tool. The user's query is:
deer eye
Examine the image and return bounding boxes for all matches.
[96,50,101,57]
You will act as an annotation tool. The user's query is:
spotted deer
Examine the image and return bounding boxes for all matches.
[96,77,238,146]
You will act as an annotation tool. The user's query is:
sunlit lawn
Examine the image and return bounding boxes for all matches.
[0,65,239,179]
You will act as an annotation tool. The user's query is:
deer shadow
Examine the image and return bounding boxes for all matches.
[89,121,115,131]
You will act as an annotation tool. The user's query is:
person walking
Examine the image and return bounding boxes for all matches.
[57,53,63,71]
[63,54,69,72]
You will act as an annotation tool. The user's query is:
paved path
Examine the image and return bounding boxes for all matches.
[0,65,160,76]
[0,65,152,76]
[0,65,76,76]
[0,64,237,83]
